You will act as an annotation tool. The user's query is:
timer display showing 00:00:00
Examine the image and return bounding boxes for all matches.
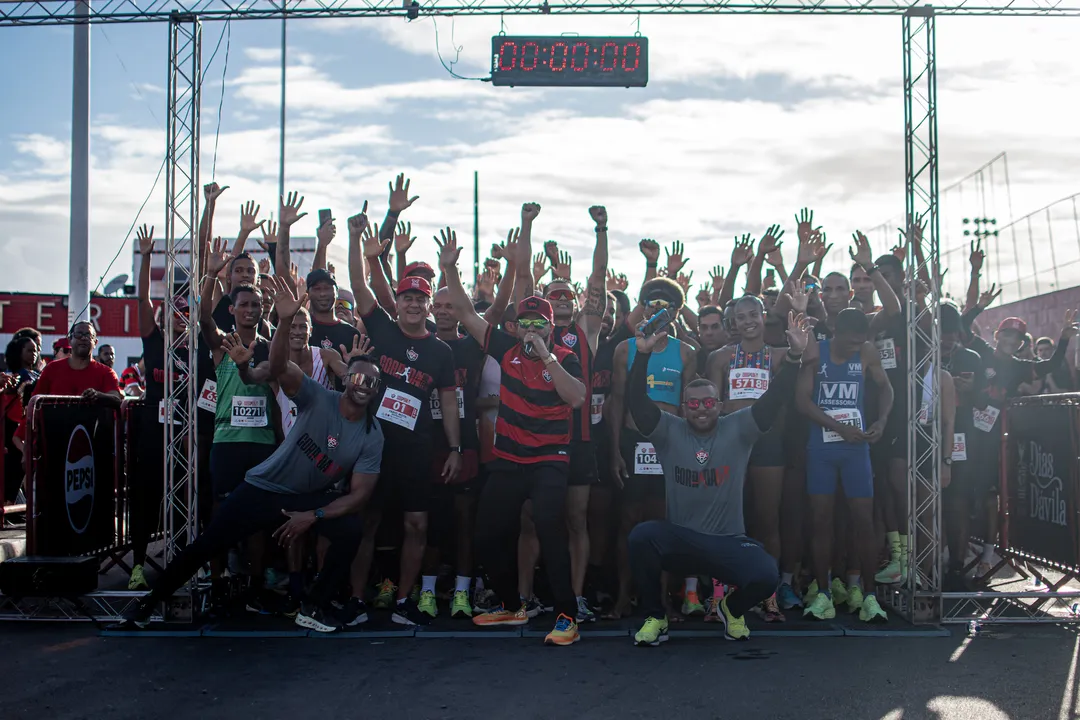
[494,38,643,75]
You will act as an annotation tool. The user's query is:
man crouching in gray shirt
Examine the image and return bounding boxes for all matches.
[627,309,811,646]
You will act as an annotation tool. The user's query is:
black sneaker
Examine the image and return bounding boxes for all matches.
[338,597,369,627]
[391,597,431,626]
[282,595,301,619]
[107,595,154,630]
[524,596,550,619]
[295,602,343,633]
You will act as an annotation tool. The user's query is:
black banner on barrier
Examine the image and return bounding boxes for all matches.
[1006,402,1080,567]
[35,404,117,556]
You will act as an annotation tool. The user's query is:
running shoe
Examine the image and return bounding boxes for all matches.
[804,579,820,606]
[296,602,343,633]
[762,594,785,623]
[681,590,705,617]
[634,616,670,646]
[472,588,498,615]
[803,592,836,621]
[845,585,864,614]
[450,590,473,618]
[858,593,888,623]
[777,582,802,610]
[373,579,396,610]
[544,613,580,646]
[392,597,431,627]
[576,596,597,624]
[704,595,722,622]
[719,596,749,641]
[875,559,902,585]
[524,596,549,619]
[108,595,155,630]
[473,603,530,627]
[338,597,369,627]
[418,590,438,618]
[128,564,148,591]
[830,578,849,606]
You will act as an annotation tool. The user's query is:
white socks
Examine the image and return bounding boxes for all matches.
[421,575,437,594]
[455,575,471,593]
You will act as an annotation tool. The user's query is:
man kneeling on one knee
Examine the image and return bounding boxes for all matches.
[627,310,811,646]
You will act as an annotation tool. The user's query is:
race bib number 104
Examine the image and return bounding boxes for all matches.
[633,442,664,476]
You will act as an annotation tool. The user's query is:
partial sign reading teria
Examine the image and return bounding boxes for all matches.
[491,36,648,88]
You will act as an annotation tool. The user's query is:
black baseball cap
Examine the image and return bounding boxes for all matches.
[306,268,337,288]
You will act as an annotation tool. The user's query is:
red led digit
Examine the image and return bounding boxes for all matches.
[600,42,618,72]
[521,41,539,71]
[571,41,589,72]
[622,42,640,72]
[498,41,517,72]
[550,41,568,72]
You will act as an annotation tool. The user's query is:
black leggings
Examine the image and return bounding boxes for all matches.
[629,520,778,619]
[474,461,576,619]
[146,482,362,608]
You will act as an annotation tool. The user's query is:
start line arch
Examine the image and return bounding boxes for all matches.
[5,0,1080,625]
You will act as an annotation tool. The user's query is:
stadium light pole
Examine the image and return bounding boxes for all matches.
[277,15,286,210]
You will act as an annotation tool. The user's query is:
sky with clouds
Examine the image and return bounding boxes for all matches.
[1,12,1078,305]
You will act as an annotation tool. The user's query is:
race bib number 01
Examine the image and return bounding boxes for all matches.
[729,368,769,400]
[590,393,605,425]
[231,396,268,428]
[822,408,863,443]
[377,388,421,430]
[952,432,967,462]
[876,339,897,370]
[972,405,1000,433]
[633,442,664,476]
[429,388,465,420]
[197,379,218,413]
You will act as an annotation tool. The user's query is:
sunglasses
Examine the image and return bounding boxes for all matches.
[336,300,355,312]
[345,372,381,392]
[684,397,718,410]
[547,290,575,301]
[517,318,549,330]
[645,298,671,309]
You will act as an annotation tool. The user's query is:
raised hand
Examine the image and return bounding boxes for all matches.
[483,258,501,275]
[361,223,389,259]
[799,230,827,265]
[634,328,665,355]
[761,271,776,293]
[795,207,815,244]
[731,234,755,267]
[710,265,725,291]
[327,262,337,278]
[554,250,572,281]
[665,240,688,277]
[258,219,278,253]
[204,182,229,202]
[268,275,307,318]
[532,252,548,284]
[477,266,498,297]
[136,224,154,256]
[543,240,560,268]
[388,173,419,214]
[258,258,272,276]
[1062,309,1079,340]
[434,226,462,270]
[221,332,256,367]
[639,238,660,264]
[606,269,622,292]
[785,311,813,357]
[849,230,873,268]
[970,239,985,273]
[675,271,693,294]
[521,202,541,223]
[240,201,264,235]
[317,214,336,248]
[394,221,416,255]
[696,286,711,309]
[340,334,374,362]
[501,227,521,264]
[589,205,608,227]
[347,201,370,239]
[977,283,1002,310]
[207,237,233,276]
[785,280,810,314]
[279,190,307,227]
[758,224,785,262]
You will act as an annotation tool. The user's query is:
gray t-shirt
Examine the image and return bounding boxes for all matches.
[646,408,761,536]
[246,375,384,494]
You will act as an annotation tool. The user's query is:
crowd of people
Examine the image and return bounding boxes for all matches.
[3,175,1078,646]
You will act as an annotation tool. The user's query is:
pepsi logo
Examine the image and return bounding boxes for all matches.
[64,424,95,535]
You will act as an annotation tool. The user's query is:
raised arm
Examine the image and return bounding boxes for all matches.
[627,332,664,436]
[266,275,308,397]
[311,214,335,272]
[437,226,491,342]
[200,237,233,354]
[275,190,308,283]
[579,206,610,351]
[135,224,158,339]
[720,236,754,308]
[965,239,984,312]
[231,200,264,259]
[346,205,380,317]
[750,312,809,432]
[483,230,520,326]
[514,203,541,302]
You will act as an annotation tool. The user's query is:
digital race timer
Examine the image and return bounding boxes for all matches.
[490,36,649,88]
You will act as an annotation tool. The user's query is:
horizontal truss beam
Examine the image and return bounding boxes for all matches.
[4,0,1080,25]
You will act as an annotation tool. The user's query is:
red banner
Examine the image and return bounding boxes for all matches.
[0,293,143,337]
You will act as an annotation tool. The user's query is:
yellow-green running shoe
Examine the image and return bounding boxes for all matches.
[875,559,902,585]
[720,596,749,641]
[681,590,705,616]
[804,579,819,606]
[373,579,396,610]
[803,592,836,620]
[859,593,888,623]
[634,616,670,646]
[450,590,472,618]
[418,589,438,618]
[830,578,849,606]
[845,584,864,614]
[128,564,148,591]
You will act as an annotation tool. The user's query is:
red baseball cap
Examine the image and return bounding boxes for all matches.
[516,296,554,324]
[53,337,71,352]
[404,261,436,279]
[396,276,433,298]
[997,317,1027,335]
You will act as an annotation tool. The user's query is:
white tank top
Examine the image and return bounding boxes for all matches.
[277,347,333,437]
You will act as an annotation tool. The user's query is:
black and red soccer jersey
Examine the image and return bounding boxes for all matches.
[552,323,593,442]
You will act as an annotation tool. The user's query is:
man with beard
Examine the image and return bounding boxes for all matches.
[347,212,460,628]
[96,344,116,370]
[696,306,726,376]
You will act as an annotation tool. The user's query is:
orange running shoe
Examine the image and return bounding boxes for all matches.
[472,603,529,627]
[544,613,580,646]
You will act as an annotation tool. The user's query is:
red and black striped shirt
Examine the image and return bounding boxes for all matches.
[483,326,581,464]
[552,323,593,443]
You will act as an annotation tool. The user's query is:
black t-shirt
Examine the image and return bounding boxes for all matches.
[362,306,455,444]
[942,345,983,437]
[142,326,215,435]
[553,323,594,443]
[212,295,235,333]
[432,335,486,450]
[874,310,908,415]
[309,318,361,355]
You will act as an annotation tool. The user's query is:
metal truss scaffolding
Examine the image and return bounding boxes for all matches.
[4,0,1080,625]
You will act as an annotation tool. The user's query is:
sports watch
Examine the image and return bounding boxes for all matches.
[314,508,326,521]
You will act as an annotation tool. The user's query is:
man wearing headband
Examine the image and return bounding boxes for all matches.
[116,277,384,634]
[606,276,697,620]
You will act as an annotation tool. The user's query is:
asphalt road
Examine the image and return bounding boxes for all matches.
[2,624,1076,720]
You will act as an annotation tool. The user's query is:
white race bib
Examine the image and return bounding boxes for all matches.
[952,432,968,462]
[822,408,863,443]
[972,405,1000,433]
[633,442,664,476]
[590,393,605,425]
[376,388,422,430]
[876,338,897,370]
[729,367,769,400]
[157,400,181,425]
[197,379,218,413]
[429,387,465,421]
[231,395,268,428]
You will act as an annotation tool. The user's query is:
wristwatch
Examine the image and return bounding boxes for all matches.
[450,445,463,454]
[314,508,325,522]
[942,457,953,467]
[543,353,558,365]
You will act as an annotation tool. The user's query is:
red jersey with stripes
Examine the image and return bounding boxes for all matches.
[726,344,773,401]
[552,323,592,442]
[484,325,582,464]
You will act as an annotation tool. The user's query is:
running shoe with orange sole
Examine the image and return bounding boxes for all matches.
[472,603,529,627]
[544,614,580,646]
